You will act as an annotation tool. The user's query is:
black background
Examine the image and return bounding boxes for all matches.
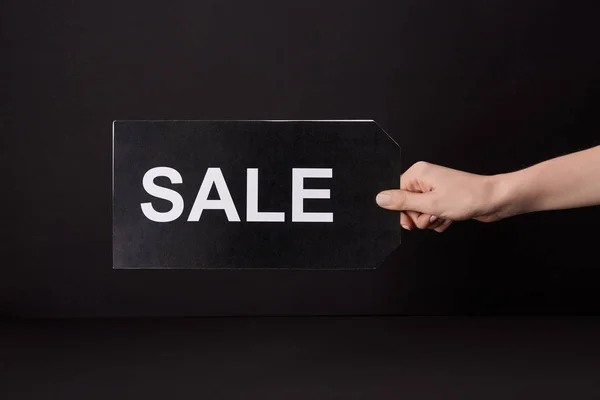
[3,317,600,399]
[2,0,600,317]
[3,0,600,397]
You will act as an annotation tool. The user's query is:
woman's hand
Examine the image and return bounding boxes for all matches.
[375,161,513,232]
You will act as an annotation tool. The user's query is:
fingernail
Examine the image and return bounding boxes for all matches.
[429,215,438,223]
[401,224,411,231]
[376,192,392,206]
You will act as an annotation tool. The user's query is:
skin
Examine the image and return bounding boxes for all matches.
[375,145,600,232]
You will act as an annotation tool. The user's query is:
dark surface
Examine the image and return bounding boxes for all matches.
[2,317,600,399]
[3,0,600,316]
[113,120,400,269]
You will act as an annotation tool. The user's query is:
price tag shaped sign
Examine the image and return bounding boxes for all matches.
[112,120,401,269]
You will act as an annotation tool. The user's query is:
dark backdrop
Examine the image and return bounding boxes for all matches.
[2,0,599,317]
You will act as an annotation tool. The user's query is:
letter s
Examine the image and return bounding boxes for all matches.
[140,167,184,222]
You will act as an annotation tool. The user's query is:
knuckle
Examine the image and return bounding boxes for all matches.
[413,161,430,172]
[415,218,430,229]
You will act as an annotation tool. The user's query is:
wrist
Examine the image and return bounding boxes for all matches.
[487,170,537,218]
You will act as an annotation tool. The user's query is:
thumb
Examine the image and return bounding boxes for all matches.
[375,189,436,214]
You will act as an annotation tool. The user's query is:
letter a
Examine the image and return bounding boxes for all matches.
[187,168,241,222]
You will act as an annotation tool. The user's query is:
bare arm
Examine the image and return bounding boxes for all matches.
[498,145,600,215]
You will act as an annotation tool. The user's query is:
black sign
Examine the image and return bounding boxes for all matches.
[112,120,401,269]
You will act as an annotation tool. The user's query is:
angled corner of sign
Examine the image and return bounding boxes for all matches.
[368,255,390,270]
[371,120,400,149]
[368,262,382,270]
[370,243,401,270]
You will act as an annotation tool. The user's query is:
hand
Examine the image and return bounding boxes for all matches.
[375,161,515,232]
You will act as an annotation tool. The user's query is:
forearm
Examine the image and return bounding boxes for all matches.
[495,145,600,215]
